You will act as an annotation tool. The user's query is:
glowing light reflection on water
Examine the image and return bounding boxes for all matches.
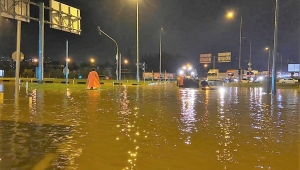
[0,83,298,170]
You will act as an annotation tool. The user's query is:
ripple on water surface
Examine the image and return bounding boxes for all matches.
[0,83,299,170]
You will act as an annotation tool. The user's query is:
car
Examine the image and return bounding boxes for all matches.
[99,75,110,80]
[202,80,224,90]
[241,78,249,83]
[279,78,297,84]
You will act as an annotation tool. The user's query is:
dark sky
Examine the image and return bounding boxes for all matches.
[0,0,299,70]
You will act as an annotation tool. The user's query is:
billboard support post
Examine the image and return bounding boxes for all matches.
[271,0,279,95]
[38,2,44,84]
[15,20,21,99]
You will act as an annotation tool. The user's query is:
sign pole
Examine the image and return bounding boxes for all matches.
[38,2,44,84]
[66,40,69,84]
[15,20,21,99]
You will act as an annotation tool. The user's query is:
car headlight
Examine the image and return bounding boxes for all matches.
[219,87,225,93]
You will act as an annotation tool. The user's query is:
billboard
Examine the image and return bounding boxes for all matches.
[0,0,30,22]
[200,54,212,63]
[288,64,300,72]
[49,0,81,35]
[218,52,231,62]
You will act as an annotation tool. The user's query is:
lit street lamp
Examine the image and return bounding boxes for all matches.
[265,47,271,78]
[226,11,243,70]
[97,26,119,81]
[124,59,128,64]
[90,58,95,63]
[90,58,95,66]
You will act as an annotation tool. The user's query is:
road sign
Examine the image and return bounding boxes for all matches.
[200,53,212,63]
[49,0,81,35]
[0,0,30,22]
[63,67,69,75]
[12,51,24,61]
[218,52,231,63]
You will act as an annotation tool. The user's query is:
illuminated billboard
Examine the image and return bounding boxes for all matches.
[288,64,300,72]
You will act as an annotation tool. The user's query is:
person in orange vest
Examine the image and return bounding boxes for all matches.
[87,69,101,90]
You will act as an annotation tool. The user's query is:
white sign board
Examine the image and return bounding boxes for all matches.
[63,67,69,75]
[12,51,24,61]
[49,0,81,35]
[143,72,153,79]
[288,64,300,72]
[218,52,231,63]
[200,53,212,63]
[0,0,30,22]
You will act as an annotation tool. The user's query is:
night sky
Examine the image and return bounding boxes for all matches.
[0,0,299,71]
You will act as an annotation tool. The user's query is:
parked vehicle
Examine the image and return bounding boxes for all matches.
[207,69,219,80]
[202,79,224,90]
[279,78,297,84]
[99,75,110,80]
[241,78,249,83]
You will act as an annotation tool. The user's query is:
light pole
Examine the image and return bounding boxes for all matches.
[265,47,271,78]
[159,28,163,82]
[97,26,119,81]
[226,12,243,80]
[136,1,140,83]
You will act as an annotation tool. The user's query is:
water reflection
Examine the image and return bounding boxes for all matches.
[117,87,139,170]
[0,83,3,92]
[179,88,198,145]
[0,83,298,169]
[0,121,74,169]
[216,87,237,169]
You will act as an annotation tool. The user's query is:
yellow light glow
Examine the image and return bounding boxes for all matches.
[226,11,234,18]
[265,47,269,50]
[90,58,95,63]
[66,58,71,62]
[124,59,128,64]
[33,58,38,62]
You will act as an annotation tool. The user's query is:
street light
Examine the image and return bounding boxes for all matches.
[66,58,71,63]
[159,27,163,82]
[97,26,119,81]
[226,11,243,70]
[124,59,128,64]
[265,47,271,78]
[90,58,95,63]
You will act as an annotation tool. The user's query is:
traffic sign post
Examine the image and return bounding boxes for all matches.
[12,51,24,61]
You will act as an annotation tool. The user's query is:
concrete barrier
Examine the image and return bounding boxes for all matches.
[113,82,122,85]
[77,82,86,84]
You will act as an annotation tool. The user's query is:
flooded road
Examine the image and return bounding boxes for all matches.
[0,83,299,170]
